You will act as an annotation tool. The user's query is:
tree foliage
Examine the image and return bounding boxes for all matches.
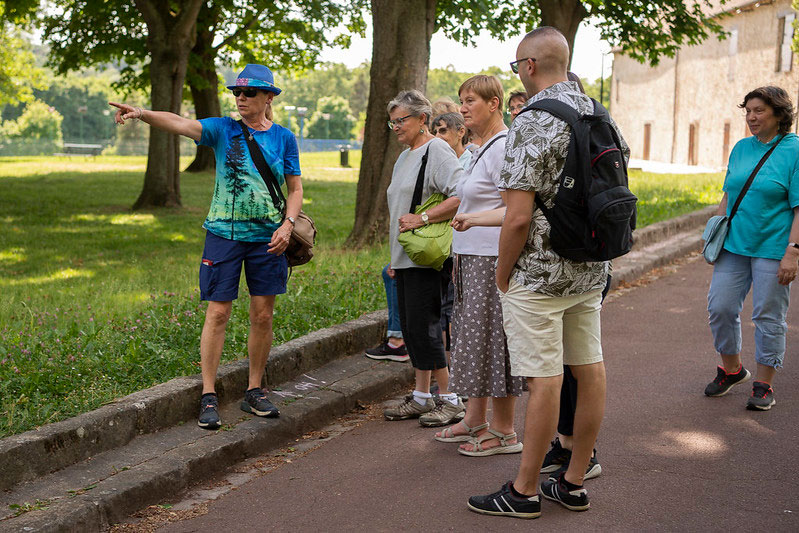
[0,2,47,109]
[306,96,355,139]
[0,99,64,154]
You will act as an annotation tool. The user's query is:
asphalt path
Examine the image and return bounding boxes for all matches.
[158,255,799,532]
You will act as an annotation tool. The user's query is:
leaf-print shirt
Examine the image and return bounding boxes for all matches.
[197,117,300,242]
[499,81,629,297]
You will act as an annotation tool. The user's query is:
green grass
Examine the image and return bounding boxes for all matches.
[0,153,722,437]
[628,169,723,227]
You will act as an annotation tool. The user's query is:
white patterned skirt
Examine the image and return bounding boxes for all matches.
[449,254,526,397]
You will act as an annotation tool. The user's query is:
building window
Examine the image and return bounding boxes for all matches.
[722,121,731,166]
[688,123,699,166]
[777,13,795,72]
[643,123,651,161]
[728,27,738,81]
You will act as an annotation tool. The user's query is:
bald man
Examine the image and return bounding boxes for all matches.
[467,27,629,519]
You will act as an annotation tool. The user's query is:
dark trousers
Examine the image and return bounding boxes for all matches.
[395,267,448,371]
[558,275,612,437]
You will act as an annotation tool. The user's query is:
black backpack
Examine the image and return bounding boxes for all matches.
[520,98,637,262]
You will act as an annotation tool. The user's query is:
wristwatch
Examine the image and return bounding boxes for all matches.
[421,212,429,225]
[287,216,296,226]
[788,242,799,249]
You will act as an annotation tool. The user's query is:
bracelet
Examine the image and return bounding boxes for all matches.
[135,107,144,120]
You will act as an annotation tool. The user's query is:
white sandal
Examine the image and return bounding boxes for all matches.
[458,429,523,456]
[434,421,489,443]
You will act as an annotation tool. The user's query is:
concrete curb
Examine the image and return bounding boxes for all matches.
[4,357,413,532]
[0,310,388,492]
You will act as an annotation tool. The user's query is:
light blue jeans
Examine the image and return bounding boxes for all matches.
[382,264,402,339]
[707,250,791,369]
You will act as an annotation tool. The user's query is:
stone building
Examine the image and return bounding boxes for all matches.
[611,0,798,168]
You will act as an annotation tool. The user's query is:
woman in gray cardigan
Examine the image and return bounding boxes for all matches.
[382,89,465,427]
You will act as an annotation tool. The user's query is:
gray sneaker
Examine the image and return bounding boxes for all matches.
[419,397,466,427]
[384,395,435,421]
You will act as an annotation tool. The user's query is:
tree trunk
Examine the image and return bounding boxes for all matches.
[185,4,220,173]
[346,0,436,247]
[132,0,203,209]
[539,0,588,66]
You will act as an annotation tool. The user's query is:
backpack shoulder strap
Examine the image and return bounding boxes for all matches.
[522,98,581,127]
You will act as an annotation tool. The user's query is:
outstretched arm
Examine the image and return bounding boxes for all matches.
[452,207,506,231]
[110,102,202,142]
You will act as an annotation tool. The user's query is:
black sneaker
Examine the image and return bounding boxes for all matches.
[548,449,602,481]
[540,437,571,473]
[241,388,280,417]
[198,393,220,430]
[540,473,590,511]
[746,381,776,411]
[704,365,751,397]
[467,481,541,519]
[365,341,409,362]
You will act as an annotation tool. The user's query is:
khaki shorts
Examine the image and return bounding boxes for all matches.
[499,278,603,378]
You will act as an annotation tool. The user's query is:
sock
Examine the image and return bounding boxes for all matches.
[412,390,432,405]
[201,392,217,400]
[387,341,404,348]
[440,392,459,406]
[561,476,583,491]
[510,482,536,499]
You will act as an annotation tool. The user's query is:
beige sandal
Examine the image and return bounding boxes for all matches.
[458,429,523,456]
[434,421,489,443]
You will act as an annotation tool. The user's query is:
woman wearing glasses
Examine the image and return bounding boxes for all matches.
[109,63,302,430]
[382,89,465,426]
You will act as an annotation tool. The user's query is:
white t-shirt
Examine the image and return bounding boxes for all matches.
[387,137,463,269]
[453,130,508,256]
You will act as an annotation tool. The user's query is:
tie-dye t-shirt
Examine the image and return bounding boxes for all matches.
[197,117,300,242]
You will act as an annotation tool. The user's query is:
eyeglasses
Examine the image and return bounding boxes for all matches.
[509,104,525,113]
[387,114,413,130]
[510,57,536,74]
[232,88,260,98]
[434,126,448,135]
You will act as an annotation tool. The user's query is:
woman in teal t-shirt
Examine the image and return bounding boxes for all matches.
[705,86,799,411]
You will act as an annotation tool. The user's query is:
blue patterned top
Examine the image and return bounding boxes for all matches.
[197,117,300,242]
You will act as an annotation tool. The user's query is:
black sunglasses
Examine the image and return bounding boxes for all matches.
[510,57,536,74]
[232,88,260,98]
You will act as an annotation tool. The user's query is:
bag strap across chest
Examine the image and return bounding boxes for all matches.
[728,134,785,223]
[409,146,432,214]
[237,119,286,216]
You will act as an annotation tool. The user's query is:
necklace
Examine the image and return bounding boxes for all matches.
[243,118,269,140]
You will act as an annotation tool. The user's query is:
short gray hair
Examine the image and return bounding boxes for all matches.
[387,90,433,127]
[432,112,468,146]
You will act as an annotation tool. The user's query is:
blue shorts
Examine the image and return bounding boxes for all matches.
[199,231,288,301]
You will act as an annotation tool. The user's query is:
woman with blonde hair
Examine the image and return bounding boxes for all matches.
[435,75,525,456]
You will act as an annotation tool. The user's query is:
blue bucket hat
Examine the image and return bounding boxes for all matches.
[227,64,282,95]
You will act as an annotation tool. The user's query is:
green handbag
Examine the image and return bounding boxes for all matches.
[398,192,452,270]
[397,146,452,271]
